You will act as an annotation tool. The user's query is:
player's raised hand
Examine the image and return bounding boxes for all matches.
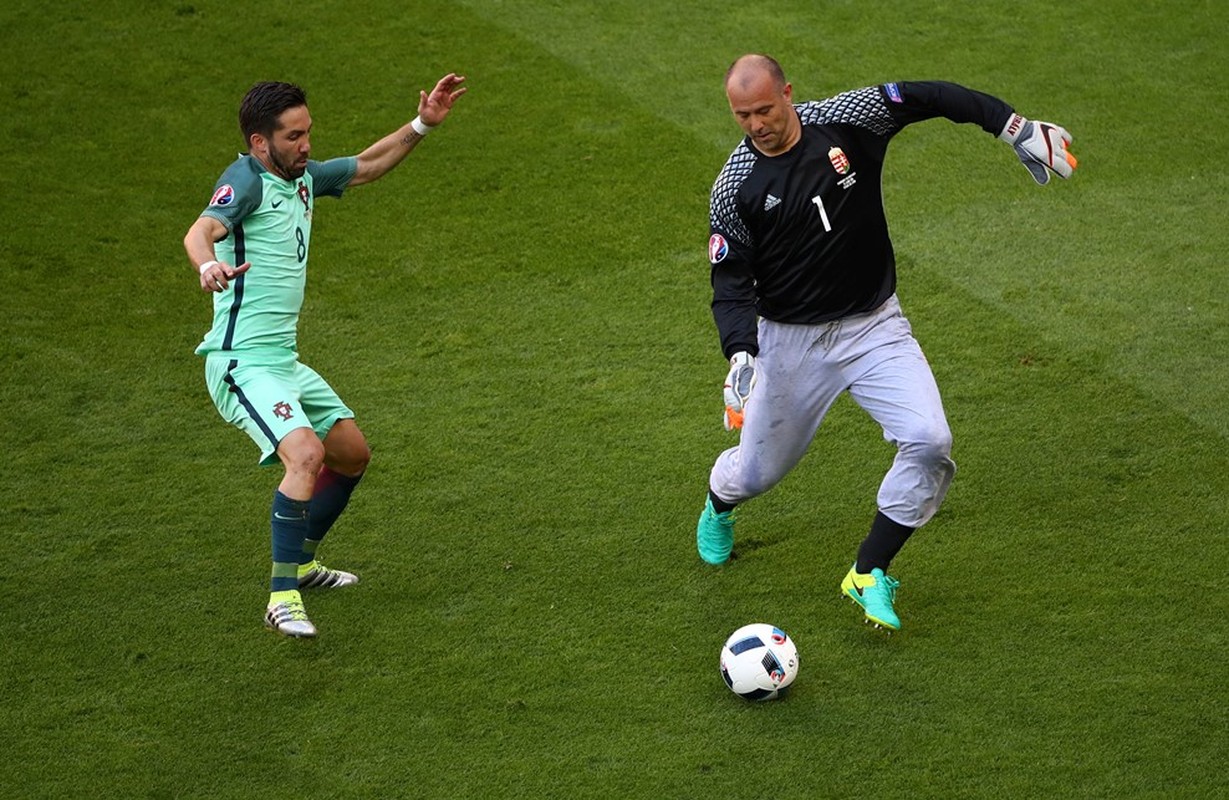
[199,259,251,293]
[999,114,1077,185]
[722,351,756,431]
[417,73,468,127]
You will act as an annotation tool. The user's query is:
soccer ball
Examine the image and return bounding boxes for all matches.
[719,623,799,701]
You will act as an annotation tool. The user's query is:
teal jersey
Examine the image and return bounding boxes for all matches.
[194,154,357,357]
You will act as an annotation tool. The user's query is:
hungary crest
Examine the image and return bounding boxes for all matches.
[828,147,850,175]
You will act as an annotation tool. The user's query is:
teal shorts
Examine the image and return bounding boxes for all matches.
[205,353,354,466]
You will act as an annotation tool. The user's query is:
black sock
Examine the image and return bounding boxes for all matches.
[708,490,737,514]
[855,511,915,574]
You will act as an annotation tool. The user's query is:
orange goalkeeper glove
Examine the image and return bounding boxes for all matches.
[999,114,1077,185]
[722,351,756,431]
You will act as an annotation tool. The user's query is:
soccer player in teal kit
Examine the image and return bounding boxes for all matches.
[184,74,466,638]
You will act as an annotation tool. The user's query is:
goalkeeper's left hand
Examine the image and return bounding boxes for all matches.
[999,113,1078,185]
[722,351,756,431]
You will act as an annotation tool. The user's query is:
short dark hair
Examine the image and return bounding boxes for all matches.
[239,81,307,144]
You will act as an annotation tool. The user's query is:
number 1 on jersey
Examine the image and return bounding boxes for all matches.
[811,195,832,232]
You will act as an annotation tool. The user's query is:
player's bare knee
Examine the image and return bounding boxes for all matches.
[336,442,371,477]
[278,429,325,476]
[324,421,370,476]
[288,450,325,478]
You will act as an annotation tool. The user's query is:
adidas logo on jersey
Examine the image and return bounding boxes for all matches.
[764,194,781,211]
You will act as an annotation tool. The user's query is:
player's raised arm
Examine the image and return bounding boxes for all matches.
[877,82,1077,185]
[349,73,468,187]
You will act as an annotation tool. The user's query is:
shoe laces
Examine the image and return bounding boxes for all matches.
[863,572,898,602]
[274,599,309,620]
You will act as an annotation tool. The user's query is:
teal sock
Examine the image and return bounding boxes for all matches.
[301,467,363,565]
[271,491,310,591]
[300,537,321,566]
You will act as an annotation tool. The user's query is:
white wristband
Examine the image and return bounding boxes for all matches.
[998,113,1027,143]
[198,260,219,275]
[410,116,435,136]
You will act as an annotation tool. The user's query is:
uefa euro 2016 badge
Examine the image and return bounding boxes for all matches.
[209,184,235,207]
[708,233,729,264]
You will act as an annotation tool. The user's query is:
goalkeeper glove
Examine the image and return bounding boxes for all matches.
[722,351,756,431]
[999,113,1078,185]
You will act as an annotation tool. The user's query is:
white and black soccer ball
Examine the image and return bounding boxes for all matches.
[719,623,799,701]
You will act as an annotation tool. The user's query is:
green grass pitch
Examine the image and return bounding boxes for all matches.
[2,0,1226,796]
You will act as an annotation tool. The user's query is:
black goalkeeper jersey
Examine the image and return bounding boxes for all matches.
[708,80,1014,358]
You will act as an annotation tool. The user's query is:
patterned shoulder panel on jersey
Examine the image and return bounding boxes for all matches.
[709,142,757,247]
[200,154,264,230]
[796,86,899,137]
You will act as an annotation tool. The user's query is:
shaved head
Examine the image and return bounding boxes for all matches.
[724,54,800,156]
[725,54,787,93]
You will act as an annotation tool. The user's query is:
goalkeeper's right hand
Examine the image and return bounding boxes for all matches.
[722,351,756,431]
[999,113,1078,185]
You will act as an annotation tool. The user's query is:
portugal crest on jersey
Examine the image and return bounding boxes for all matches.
[828,147,850,175]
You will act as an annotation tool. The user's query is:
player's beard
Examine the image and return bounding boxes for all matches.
[269,146,307,181]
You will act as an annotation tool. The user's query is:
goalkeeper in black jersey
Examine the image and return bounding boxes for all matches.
[696,54,1077,633]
